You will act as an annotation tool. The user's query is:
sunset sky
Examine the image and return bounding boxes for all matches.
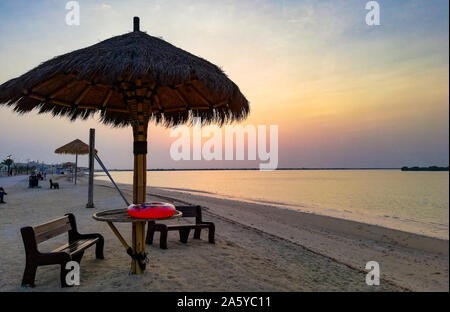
[0,0,448,169]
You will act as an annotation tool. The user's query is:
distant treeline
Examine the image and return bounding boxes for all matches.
[401,166,449,172]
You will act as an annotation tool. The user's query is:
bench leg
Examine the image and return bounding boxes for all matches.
[146,223,155,245]
[72,251,84,264]
[21,262,37,287]
[179,229,190,243]
[60,262,72,288]
[208,224,215,244]
[194,228,201,239]
[159,228,168,249]
[96,237,104,259]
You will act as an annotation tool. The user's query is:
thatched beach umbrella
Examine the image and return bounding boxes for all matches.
[0,17,249,274]
[55,139,92,185]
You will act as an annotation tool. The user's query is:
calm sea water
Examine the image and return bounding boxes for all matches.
[96,170,449,239]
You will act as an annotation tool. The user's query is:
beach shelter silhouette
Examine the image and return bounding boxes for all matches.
[55,139,96,185]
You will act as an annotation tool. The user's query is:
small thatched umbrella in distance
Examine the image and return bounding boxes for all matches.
[0,17,249,274]
[55,139,93,185]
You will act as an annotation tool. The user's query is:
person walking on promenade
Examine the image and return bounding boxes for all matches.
[0,187,7,204]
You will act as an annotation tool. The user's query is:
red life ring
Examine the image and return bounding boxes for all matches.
[127,202,176,219]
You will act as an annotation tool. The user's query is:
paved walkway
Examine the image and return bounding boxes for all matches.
[0,175,27,188]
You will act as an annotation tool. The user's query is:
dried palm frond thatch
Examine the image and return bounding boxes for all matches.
[0,18,249,127]
[54,139,96,185]
[54,139,93,155]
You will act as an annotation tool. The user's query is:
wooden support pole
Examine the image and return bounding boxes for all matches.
[130,99,148,274]
[190,84,212,106]
[74,84,92,105]
[49,80,77,99]
[107,222,130,250]
[102,89,113,107]
[86,128,95,208]
[74,153,78,185]
[133,16,140,32]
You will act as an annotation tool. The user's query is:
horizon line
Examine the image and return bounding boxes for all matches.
[104,167,403,171]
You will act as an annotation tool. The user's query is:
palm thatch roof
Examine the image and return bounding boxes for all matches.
[0,18,249,127]
[55,139,93,155]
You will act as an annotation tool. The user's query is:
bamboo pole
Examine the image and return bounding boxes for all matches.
[130,98,148,274]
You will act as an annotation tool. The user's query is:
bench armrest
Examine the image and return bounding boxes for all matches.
[74,232,103,240]
[65,213,103,243]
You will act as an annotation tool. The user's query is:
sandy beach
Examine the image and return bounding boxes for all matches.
[0,174,447,292]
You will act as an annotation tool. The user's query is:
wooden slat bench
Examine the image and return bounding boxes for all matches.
[20,213,104,287]
[145,205,215,249]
